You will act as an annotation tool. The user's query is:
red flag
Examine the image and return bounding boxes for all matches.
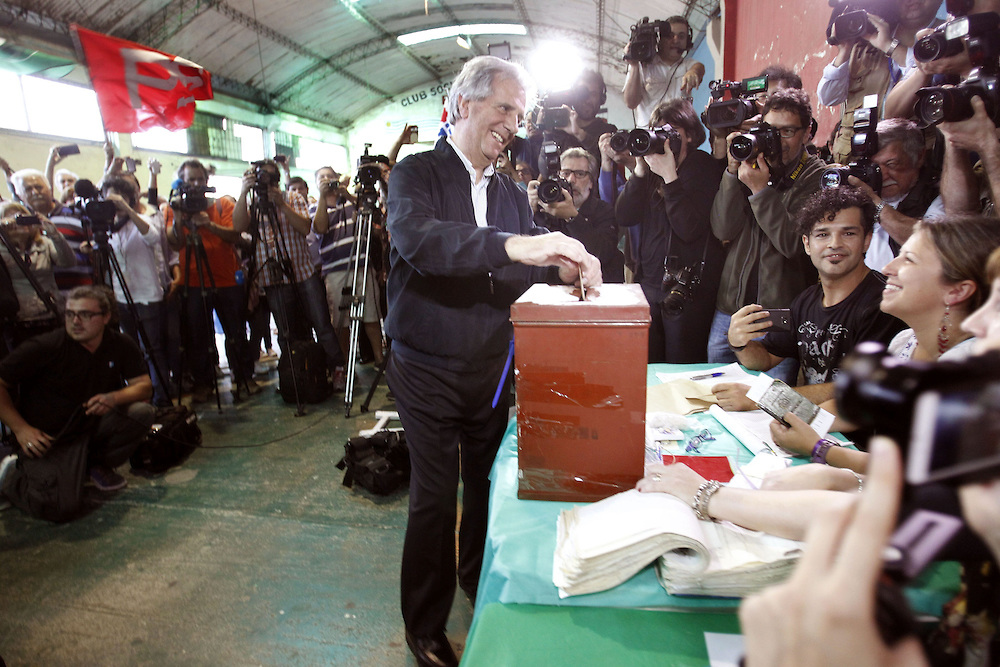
[71,25,213,133]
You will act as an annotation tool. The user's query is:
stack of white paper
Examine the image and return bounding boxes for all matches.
[553,489,803,599]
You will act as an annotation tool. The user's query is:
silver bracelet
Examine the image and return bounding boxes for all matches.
[692,480,722,521]
[848,470,864,493]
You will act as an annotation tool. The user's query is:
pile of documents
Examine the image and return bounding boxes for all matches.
[553,489,803,598]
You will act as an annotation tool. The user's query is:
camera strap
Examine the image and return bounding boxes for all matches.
[773,149,810,191]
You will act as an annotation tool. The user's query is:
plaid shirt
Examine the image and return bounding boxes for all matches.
[252,190,315,286]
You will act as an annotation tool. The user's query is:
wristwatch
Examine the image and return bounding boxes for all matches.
[874,200,886,223]
[885,38,900,57]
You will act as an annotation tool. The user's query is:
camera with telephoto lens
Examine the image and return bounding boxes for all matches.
[914,67,1000,126]
[169,181,216,216]
[825,0,899,46]
[625,17,669,63]
[626,125,683,159]
[835,343,1000,485]
[822,105,883,193]
[701,76,768,131]
[660,256,703,315]
[914,12,1000,63]
[729,124,783,164]
[536,140,571,205]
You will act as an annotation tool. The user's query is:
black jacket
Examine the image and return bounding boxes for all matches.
[386,138,549,368]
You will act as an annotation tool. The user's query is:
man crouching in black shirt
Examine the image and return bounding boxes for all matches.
[0,286,154,521]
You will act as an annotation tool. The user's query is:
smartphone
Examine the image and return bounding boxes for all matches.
[56,144,80,158]
[761,308,792,333]
[906,384,1000,485]
[408,126,419,143]
[124,157,141,173]
[274,154,287,164]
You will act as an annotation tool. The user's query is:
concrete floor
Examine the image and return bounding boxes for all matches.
[0,361,474,666]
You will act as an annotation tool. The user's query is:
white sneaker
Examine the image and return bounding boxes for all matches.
[0,454,16,510]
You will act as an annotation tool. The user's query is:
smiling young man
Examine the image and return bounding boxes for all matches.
[714,187,905,411]
[385,56,601,667]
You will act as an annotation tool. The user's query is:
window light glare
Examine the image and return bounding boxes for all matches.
[398,24,526,46]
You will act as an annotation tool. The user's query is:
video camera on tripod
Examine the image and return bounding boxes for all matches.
[169,181,216,219]
[821,103,882,193]
[354,144,384,212]
[71,179,121,236]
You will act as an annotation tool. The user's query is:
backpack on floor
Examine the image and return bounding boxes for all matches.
[278,340,332,404]
[130,405,201,474]
[337,430,410,495]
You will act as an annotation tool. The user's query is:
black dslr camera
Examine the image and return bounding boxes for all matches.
[625,17,668,63]
[729,124,783,164]
[825,0,899,46]
[914,67,1000,126]
[822,105,883,193]
[913,12,999,63]
[702,75,768,131]
[660,256,703,315]
[609,125,683,159]
[536,140,571,205]
[169,181,215,216]
[836,343,1000,486]
[536,90,587,130]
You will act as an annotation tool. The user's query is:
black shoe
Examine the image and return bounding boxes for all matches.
[405,631,458,667]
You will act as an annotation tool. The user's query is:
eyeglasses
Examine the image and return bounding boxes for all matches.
[65,309,104,322]
[773,126,804,139]
[558,169,591,180]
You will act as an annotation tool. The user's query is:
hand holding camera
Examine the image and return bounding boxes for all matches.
[540,187,578,220]
[940,95,1000,151]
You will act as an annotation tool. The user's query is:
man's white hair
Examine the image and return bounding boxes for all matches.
[446,56,536,125]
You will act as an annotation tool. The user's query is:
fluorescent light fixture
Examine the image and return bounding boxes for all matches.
[398,24,525,46]
[456,36,471,50]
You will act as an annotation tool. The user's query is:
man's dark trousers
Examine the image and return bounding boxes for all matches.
[390,346,511,637]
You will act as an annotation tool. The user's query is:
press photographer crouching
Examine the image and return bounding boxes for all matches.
[0,201,75,354]
[0,286,154,521]
[528,147,625,283]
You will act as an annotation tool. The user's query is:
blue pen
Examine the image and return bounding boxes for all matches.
[492,338,516,409]
[689,372,725,381]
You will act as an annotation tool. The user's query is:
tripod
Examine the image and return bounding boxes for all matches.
[246,188,308,416]
[89,223,172,407]
[0,225,62,351]
[343,187,387,418]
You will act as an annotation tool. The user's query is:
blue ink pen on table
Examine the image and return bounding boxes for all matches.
[689,372,724,381]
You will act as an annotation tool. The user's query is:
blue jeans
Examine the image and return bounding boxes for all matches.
[265,273,342,370]
[183,284,252,386]
[118,300,170,405]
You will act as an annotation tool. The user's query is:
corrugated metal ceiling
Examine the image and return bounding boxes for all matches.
[0,0,720,130]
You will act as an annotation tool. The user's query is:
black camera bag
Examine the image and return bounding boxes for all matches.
[278,340,332,404]
[130,405,201,474]
[337,430,410,495]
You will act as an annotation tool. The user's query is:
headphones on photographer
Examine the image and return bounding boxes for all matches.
[664,16,694,53]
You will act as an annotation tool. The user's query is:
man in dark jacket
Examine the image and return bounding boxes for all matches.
[386,55,601,667]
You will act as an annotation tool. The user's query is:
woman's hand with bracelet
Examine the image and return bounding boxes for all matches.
[636,462,706,502]
[769,412,821,457]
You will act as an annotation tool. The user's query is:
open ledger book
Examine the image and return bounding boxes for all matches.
[553,489,803,598]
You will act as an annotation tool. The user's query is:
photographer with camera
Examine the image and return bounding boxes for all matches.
[843,118,941,270]
[708,88,827,380]
[817,0,943,164]
[233,159,342,387]
[715,187,904,411]
[0,201,75,351]
[615,99,725,362]
[528,147,624,283]
[539,70,618,168]
[11,169,91,292]
[622,16,705,126]
[165,159,255,403]
[938,95,1000,216]
[102,175,172,407]
[312,165,384,373]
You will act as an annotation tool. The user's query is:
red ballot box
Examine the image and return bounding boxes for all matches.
[511,283,650,501]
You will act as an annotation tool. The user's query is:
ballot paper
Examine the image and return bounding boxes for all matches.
[709,404,788,457]
[553,489,803,599]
